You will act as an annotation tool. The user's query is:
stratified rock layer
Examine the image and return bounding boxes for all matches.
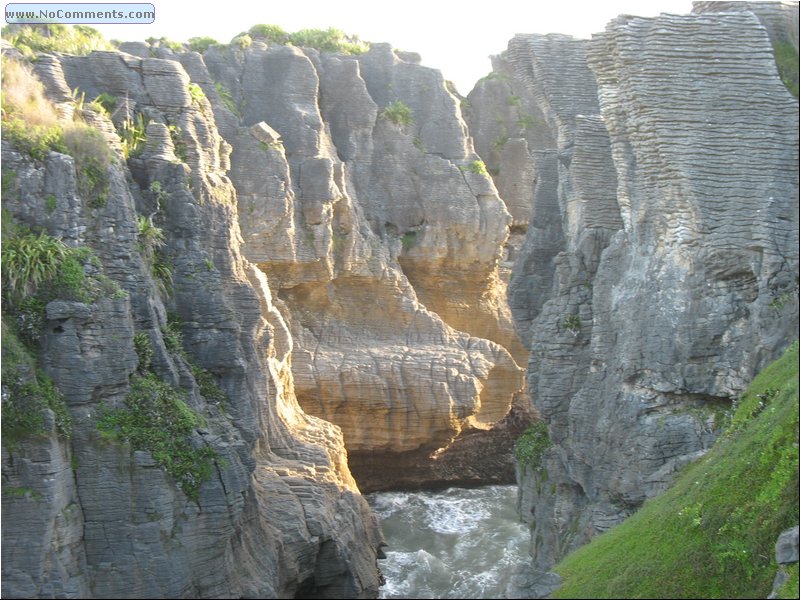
[2,51,382,598]
[470,7,799,569]
[197,41,526,489]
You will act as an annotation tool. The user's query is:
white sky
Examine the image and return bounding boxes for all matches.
[94,0,695,92]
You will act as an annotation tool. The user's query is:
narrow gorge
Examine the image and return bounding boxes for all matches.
[1,1,798,598]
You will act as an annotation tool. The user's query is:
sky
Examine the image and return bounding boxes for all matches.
[92,0,695,93]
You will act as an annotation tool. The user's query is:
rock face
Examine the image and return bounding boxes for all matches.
[769,525,800,599]
[468,7,799,569]
[2,51,382,598]
[194,41,526,490]
[2,30,529,596]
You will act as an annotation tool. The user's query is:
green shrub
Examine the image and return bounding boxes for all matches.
[2,168,19,199]
[517,113,538,130]
[2,227,117,323]
[91,92,117,115]
[149,180,168,207]
[1,231,71,302]
[161,314,184,355]
[136,215,165,263]
[248,24,288,44]
[1,24,112,57]
[469,160,488,176]
[515,420,552,472]
[187,36,218,53]
[148,36,182,52]
[562,314,581,334]
[2,486,43,500]
[188,82,205,104]
[288,27,368,54]
[1,321,72,449]
[133,331,153,374]
[51,253,90,301]
[492,134,509,150]
[1,118,66,160]
[213,81,240,116]
[191,365,227,405]
[401,231,417,251]
[96,373,218,502]
[382,100,413,126]
[152,251,173,297]
[230,33,252,50]
[774,41,799,98]
[168,125,187,163]
[11,296,46,345]
[136,214,172,295]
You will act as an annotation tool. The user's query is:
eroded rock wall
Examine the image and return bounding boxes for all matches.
[469,8,799,569]
[2,50,382,598]
[194,41,526,490]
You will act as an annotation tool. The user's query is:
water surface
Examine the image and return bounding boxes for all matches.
[367,485,531,599]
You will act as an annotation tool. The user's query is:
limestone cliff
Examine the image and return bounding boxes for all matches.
[2,50,382,598]
[468,5,799,569]
[2,24,529,596]
[187,39,527,490]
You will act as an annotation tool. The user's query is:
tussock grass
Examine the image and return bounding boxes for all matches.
[1,57,66,159]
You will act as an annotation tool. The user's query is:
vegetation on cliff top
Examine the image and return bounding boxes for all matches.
[1,23,112,56]
[245,24,369,54]
[2,22,368,59]
[552,340,799,599]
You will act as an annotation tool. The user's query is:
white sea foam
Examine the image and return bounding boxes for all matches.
[367,485,532,599]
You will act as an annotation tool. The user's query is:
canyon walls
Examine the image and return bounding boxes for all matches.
[2,23,528,597]
[2,2,798,595]
[191,39,527,490]
[1,49,384,598]
[467,3,799,569]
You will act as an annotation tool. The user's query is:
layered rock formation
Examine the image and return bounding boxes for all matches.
[2,51,383,598]
[187,40,526,490]
[2,24,531,596]
[468,6,799,569]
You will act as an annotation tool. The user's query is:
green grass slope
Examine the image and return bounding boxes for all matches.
[553,341,799,599]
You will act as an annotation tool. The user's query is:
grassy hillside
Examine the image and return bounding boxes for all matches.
[553,340,799,599]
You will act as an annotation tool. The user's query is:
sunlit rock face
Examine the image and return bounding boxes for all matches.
[2,49,383,598]
[468,7,798,569]
[199,42,526,490]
